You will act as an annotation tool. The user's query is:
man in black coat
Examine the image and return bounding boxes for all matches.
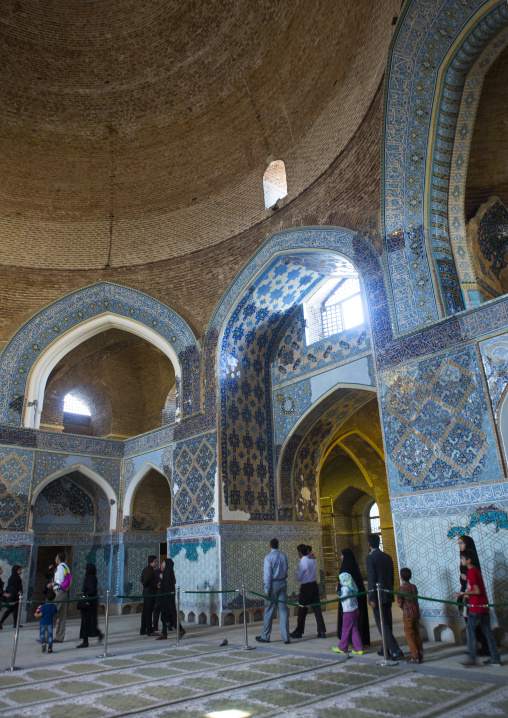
[366,533,403,659]
[140,555,158,636]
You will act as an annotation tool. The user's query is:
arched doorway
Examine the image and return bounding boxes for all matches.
[30,470,112,617]
[318,399,396,590]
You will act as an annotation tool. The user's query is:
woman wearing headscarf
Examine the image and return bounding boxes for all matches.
[333,572,364,654]
[156,558,185,640]
[337,548,370,646]
[457,535,488,655]
[76,563,103,648]
[0,565,23,629]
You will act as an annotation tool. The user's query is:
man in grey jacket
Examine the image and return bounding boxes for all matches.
[256,538,291,644]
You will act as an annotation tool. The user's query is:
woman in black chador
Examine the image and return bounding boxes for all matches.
[156,558,185,640]
[337,548,370,646]
[0,565,23,629]
[77,563,103,648]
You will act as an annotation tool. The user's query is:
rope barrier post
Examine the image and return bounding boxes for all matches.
[97,591,113,658]
[375,584,398,668]
[240,584,255,651]
[6,597,23,672]
[176,587,180,647]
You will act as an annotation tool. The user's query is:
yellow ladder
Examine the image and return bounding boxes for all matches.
[319,495,338,593]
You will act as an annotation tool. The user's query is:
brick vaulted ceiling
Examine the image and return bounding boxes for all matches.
[0,0,396,272]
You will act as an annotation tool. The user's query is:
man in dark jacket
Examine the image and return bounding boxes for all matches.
[366,533,403,659]
[140,555,158,636]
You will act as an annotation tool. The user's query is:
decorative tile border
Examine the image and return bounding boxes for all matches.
[383,0,508,333]
[390,480,508,515]
[447,29,508,294]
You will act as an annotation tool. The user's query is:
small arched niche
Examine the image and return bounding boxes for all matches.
[130,468,172,532]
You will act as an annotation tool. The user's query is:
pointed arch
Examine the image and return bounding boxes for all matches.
[29,463,117,531]
[0,282,201,427]
[205,227,387,521]
[383,0,508,332]
[277,385,376,511]
[123,460,171,518]
[23,314,181,429]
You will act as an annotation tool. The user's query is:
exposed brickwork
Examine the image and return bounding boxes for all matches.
[131,469,172,532]
[0,79,385,344]
[0,0,396,271]
[466,45,508,219]
[40,329,175,438]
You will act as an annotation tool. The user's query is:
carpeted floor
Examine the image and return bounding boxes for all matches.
[0,641,506,718]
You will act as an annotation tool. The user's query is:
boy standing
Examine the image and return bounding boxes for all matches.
[456,549,501,667]
[35,591,58,653]
[397,567,423,664]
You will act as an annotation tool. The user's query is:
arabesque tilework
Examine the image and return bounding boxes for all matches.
[172,432,216,525]
[0,446,34,531]
[271,305,371,388]
[479,332,508,414]
[447,29,508,295]
[384,0,508,332]
[379,345,501,496]
[216,233,385,522]
[392,482,508,623]
[32,471,110,534]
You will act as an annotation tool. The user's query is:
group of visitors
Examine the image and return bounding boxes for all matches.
[0,552,104,653]
[139,554,185,640]
[257,532,502,668]
[0,533,503,667]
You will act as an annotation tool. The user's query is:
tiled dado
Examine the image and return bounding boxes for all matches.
[391,481,508,622]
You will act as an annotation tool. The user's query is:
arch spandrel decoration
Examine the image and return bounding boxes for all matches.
[383,0,508,335]
[0,282,201,427]
[208,228,387,522]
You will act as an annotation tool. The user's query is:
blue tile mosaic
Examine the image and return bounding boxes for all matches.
[172,432,216,525]
[379,345,501,496]
[383,0,508,333]
[271,304,372,387]
[0,446,34,531]
[479,333,508,414]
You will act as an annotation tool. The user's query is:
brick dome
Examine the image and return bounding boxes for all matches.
[0,0,394,269]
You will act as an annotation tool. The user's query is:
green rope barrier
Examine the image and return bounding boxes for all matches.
[306,590,369,608]
[249,590,301,608]
[116,590,176,599]
[26,596,100,605]
[385,589,508,609]
[183,590,238,594]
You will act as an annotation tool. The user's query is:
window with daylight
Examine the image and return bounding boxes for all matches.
[63,393,91,416]
[263,160,287,209]
[369,502,382,549]
[322,276,363,338]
